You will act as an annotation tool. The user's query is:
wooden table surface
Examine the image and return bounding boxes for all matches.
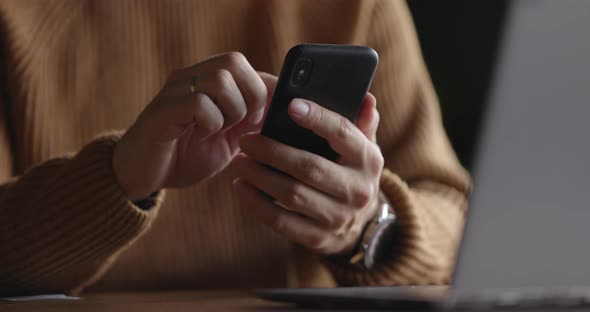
[2,290,588,312]
[0,290,342,312]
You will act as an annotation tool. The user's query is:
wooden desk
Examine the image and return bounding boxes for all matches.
[1,291,294,312]
[1,291,587,312]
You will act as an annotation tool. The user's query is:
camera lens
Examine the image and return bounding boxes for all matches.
[291,58,312,87]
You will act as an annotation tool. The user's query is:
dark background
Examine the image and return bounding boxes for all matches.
[407,0,509,171]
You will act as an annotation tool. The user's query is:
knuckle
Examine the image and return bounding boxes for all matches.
[194,92,209,104]
[213,69,234,92]
[214,69,233,88]
[299,157,323,182]
[270,213,287,233]
[284,184,307,208]
[336,117,354,141]
[351,183,373,208]
[224,51,247,69]
[368,144,385,172]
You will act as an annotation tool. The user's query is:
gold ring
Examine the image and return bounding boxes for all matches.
[189,77,197,94]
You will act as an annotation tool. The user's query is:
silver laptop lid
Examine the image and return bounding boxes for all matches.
[453,0,590,289]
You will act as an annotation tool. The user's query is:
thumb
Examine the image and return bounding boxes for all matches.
[355,93,379,142]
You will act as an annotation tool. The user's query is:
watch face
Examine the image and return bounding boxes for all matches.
[364,218,399,269]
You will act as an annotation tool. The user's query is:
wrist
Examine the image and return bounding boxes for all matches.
[337,190,397,270]
[112,139,153,201]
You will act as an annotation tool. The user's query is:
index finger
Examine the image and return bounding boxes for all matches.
[174,52,268,124]
[288,98,368,163]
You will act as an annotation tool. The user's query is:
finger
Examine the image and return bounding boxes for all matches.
[148,92,223,142]
[225,72,279,149]
[176,53,267,125]
[233,178,330,251]
[239,133,371,206]
[190,69,247,129]
[180,93,224,137]
[211,53,267,125]
[288,98,368,164]
[354,93,379,143]
[255,72,278,127]
[258,71,278,97]
[227,72,278,136]
[231,154,347,228]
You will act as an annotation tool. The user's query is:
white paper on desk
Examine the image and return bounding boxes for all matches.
[1,294,80,301]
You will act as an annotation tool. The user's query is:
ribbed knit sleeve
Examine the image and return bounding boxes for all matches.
[326,1,471,285]
[0,132,164,296]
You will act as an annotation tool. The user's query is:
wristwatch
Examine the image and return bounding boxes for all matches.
[348,191,397,270]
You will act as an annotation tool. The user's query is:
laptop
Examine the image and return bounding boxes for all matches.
[257,0,590,309]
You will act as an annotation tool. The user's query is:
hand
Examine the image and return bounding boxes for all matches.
[231,95,384,256]
[113,52,277,200]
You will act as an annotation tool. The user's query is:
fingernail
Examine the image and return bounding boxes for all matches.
[290,99,309,118]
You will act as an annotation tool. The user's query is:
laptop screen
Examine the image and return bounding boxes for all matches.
[453,0,590,289]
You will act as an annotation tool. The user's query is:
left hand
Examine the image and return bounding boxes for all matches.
[231,94,384,256]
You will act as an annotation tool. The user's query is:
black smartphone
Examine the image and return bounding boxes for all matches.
[261,44,379,161]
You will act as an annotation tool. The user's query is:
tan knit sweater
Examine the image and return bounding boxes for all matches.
[0,0,470,295]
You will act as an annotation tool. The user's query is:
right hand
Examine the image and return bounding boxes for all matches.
[113,52,277,200]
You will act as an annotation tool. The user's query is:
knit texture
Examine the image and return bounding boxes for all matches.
[0,0,470,294]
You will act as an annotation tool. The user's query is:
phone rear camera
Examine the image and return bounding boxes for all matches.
[291,58,312,87]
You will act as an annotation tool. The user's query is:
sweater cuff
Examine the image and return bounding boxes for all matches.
[324,168,447,286]
[2,131,165,295]
[132,191,161,210]
[65,132,166,293]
